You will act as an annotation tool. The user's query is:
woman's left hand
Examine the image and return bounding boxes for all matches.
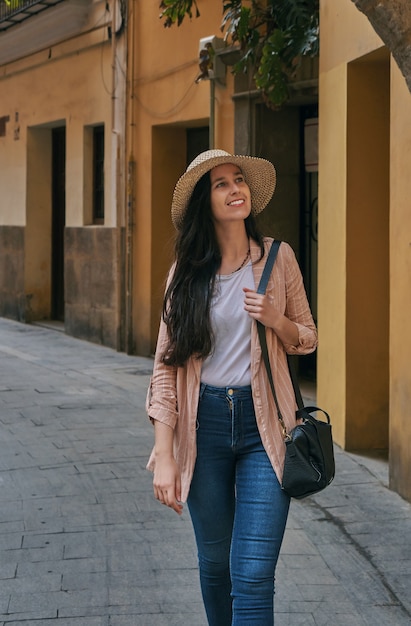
[243,287,300,347]
[243,287,278,328]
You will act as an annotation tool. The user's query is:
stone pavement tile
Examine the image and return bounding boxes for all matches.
[5,589,109,622]
[357,605,411,626]
[347,517,411,547]
[107,581,202,614]
[348,451,389,486]
[0,497,22,522]
[4,543,65,566]
[274,610,364,626]
[0,571,61,596]
[0,562,18,581]
[0,407,25,426]
[0,532,23,551]
[0,596,11,615]
[315,542,397,604]
[0,615,106,626]
[3,591,59,621]
[17,556,108,578]
[274,558,352,624]
[60,503,138,532]
[272,615,317,626]
[24,494,65,533]
[385,574,411,615]
[275,573,405,625]
[109,611,206,626]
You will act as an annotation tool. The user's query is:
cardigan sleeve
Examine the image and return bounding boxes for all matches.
[146,266,179,429]
[281,243,318,355]
[146,316,179,429]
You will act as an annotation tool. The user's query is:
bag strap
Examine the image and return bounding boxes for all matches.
[256,239,281,296]
[287,354,304,410]
[256,241,289,438]
[256,240,306,438]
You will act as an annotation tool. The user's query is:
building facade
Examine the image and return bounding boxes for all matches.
[0,0,127,348]
[1,0,410,501]
[318,0,411,501]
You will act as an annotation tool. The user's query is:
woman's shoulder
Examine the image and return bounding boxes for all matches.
[262,237,294,258]
[250,237,296,266]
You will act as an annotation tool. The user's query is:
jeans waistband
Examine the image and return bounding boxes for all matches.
[199,383,252,400]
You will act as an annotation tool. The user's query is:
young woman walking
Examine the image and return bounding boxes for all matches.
[146,149,317,625]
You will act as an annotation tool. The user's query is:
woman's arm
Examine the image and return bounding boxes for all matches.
[243,242,317,354]
[152,420,183,515]
[147,277,183,515]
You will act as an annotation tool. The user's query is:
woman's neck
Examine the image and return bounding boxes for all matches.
[216,226,250,275]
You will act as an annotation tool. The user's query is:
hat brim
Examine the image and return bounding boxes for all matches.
[171,154,276,229]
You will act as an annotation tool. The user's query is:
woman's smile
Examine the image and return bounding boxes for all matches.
[227,198,245,206]
[210,163,251,223]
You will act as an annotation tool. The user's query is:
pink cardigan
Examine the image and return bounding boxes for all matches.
[146,238,318,502]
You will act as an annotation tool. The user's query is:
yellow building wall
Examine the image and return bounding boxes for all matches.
[318,0,386,444]
[319,0,411,501]
[129,0,235,354]
[317,62,348,445]
[345,53,390,449]
[389,61,411,500]
[320,0,382,70]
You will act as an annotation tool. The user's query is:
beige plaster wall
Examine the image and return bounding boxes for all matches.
[0,111,27,225]
[0,32,115,228]
[0,4,126,333]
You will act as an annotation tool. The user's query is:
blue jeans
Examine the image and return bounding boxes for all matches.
[187,384,290,626]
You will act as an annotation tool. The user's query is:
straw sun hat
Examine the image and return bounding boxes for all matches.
[171,149,276,229]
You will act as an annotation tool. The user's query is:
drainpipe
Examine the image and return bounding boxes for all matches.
[209,79,215,149]
[124,0,136,354]
[111,0,121,350]
[110,0,127,351]
[125,155,135,354]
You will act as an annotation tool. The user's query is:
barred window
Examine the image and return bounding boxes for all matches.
[93,125,104,223]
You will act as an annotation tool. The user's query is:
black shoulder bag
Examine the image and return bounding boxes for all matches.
[257,240,335,499]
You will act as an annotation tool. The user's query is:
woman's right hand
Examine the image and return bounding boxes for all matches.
[153,453,183,515]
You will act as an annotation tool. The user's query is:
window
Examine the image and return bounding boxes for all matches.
[93,125,104,223]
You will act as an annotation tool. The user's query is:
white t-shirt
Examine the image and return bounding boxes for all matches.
[201,261,255,387]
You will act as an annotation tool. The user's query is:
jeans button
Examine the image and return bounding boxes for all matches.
[227,388,234,396]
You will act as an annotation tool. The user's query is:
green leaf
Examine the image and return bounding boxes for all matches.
[159,0,200,28]
[159,0,319,107]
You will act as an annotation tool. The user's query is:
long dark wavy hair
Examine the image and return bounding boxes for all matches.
[161,170,265,367]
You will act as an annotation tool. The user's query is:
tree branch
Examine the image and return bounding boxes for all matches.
[351,0,411,92]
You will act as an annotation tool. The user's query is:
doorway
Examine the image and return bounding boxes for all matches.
[51,127,66,321]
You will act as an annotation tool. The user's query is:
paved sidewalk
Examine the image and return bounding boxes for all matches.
[0,318,410,626]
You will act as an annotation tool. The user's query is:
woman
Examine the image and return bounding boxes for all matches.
[146,149,317,625]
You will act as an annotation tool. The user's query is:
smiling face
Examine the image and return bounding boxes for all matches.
[209,163,252,226]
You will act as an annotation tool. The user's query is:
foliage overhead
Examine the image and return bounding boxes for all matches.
[159,0,319,107]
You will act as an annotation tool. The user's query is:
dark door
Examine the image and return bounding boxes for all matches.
[186,126,209,164]
[51,127,66,321]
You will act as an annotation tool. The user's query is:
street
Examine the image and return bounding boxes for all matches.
[0,318,410,625]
